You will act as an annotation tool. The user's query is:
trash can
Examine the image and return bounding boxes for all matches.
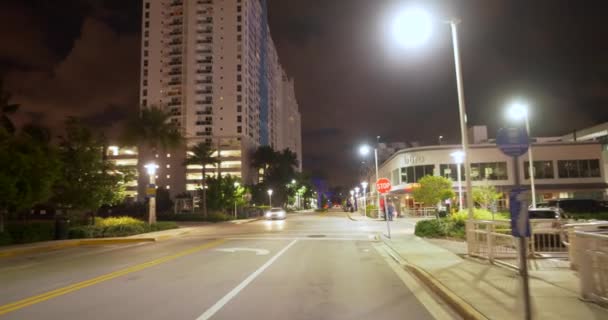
[55,215,70,240]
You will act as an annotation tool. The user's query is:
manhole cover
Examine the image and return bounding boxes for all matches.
[307,235,326,238]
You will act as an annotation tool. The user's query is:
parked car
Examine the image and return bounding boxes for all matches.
[265,207,287,220]
[546,199,605,214]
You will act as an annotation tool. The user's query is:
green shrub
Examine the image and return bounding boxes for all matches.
[157,213,231,222]
[0,232,13,246]
[452,209,509,222]
[150,221,179,231]
[6,222,55,244]
[68,225,102,239]
[103,223,147,237]
[415,219,448,238]
[96,216,144,228]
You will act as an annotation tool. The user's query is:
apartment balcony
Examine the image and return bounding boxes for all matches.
[167,80,182,86]
[195,89,212,95]
[196,69,213,74]
[196,80,212,85]
[196,48,212,55]
[196,110,213,115]
[196,58,212,64]
[166,59,182,66]
[168,19,183,27]
[196,39,212,44]
[166,0,183,7]
[198,0,212,4]
[196,121,212,126]
[164,90,182,97]
[196,132,212,137]
[198,17,213,24]
[198,27,213,34]
[165,49,182,57]
[165,30,182,37]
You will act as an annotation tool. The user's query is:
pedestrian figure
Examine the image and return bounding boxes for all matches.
[387,201,395,221]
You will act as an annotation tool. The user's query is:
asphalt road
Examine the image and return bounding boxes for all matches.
[0,211,456,319]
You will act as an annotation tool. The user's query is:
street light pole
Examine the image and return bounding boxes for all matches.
[449,20,475,221]
[144,163,159,225]
[524,113,537,208]
[450,151,464,212]
[234,182,240,219]
[361,182,368,217]
[374,147,381,218]
[267,189,273,207]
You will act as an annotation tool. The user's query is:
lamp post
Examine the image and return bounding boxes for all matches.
[361,181,368,216]
[267,189,273,207]
[391,8,474,221]
[507,101,537,208]
[234,182,240,219]
[359,143,381,218]
[349,190,354,211]
[354,186,360,211]
[450,151,465,211]
[144,163,159,224]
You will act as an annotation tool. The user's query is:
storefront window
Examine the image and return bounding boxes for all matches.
[402,165,435,183]
[440,164,463,181]
[524,161,554,179]
[470,162,508,180]
[558,159,601,178]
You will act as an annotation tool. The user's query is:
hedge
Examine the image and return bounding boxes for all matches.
[157,212,233,222]
[5,222,55,244]
[67,217,178,239]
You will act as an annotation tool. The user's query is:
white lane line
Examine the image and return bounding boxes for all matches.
[196,239,298,320]
[373,244,455,320]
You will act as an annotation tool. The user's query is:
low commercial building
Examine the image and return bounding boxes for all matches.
[370,123,608,213]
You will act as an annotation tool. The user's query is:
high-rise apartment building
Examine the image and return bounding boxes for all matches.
[138,0,301,198]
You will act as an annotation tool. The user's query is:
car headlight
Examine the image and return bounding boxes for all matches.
[277,211,285,217]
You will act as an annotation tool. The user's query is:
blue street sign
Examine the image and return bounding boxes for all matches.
[497,127,529,157]
[510,188,530,237]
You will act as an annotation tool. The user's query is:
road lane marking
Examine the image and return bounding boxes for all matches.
[0,239,226,316]
[215,248,270,255]
[196,239,298,320]
[373,244,455,320]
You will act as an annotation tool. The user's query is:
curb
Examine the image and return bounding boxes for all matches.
[0,231,190,259]
[229,218,260,224]
[382,239,488,320]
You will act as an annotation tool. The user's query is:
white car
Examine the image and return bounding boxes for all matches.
[265,207,286,220]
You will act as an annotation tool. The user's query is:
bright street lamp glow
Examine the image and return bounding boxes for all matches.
[267,189,273,196]
[392,7,433,49]
[359,144,371,156]
[507,101,529,121]
[234,182,240,187]
[361,181,368,189]
[355,187,360,193]
[144,163,158,176]
[291,179,296,184]
[450,151,465,164]
[349,190,354,196]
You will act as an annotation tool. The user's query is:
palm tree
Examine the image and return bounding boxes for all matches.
[0,79,19,134]
[252,145,277,179]
[184,142,217,216]
[122,106,183,152]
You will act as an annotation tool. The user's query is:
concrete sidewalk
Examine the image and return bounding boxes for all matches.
[383,234,608,320]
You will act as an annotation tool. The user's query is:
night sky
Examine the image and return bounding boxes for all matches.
[2,0,608,187]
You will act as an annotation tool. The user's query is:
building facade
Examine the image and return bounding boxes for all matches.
[138,0,301,198]
[370,123,608,213]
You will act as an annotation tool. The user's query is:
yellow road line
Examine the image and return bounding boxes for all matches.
[0,239,226,316]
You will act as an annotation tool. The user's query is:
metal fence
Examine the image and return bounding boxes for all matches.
[402,207,437,218]
[468,219,568,268]
[576,230,608,306]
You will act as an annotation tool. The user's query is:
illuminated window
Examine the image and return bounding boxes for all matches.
[166,185,171,189]
[166,153,171,158]
[166,175,171,179]
[166,164,171,168]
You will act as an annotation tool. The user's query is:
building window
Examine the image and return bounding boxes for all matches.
[237,126,242,133]
[144,31,149,38]
[143,60,148,67]
[237,74,242,82]
[145,12,149,18]
[166,185,171,190]
[402,165,435,183]
[142,89,147,96]
[145,2,150,9]
[237,5,241,12]
[237,25,242,32]
[237,95,242,102]
[470,162,508,180]
[237,15,242,22]
[237,64,242,71]
[166,174,171,179]
[237,115,242,122]
[237,34,242,42]
[145,21,149,28]
[558,159,601,178]
[144,50,148,57]
[439,164,463,181]
[524,161,554,179]
[166,164,171,168]
[166,153,171,158]
[237,85,242,92]
[237,105,242,112]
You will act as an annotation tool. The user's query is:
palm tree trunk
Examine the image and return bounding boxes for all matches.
[202,166,207,217]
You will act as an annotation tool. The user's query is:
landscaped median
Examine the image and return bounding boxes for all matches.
[414,209,509,240]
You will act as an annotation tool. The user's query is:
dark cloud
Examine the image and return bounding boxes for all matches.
[1,0,607,188]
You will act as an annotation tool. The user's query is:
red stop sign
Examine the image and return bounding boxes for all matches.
[376,178,392,194]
